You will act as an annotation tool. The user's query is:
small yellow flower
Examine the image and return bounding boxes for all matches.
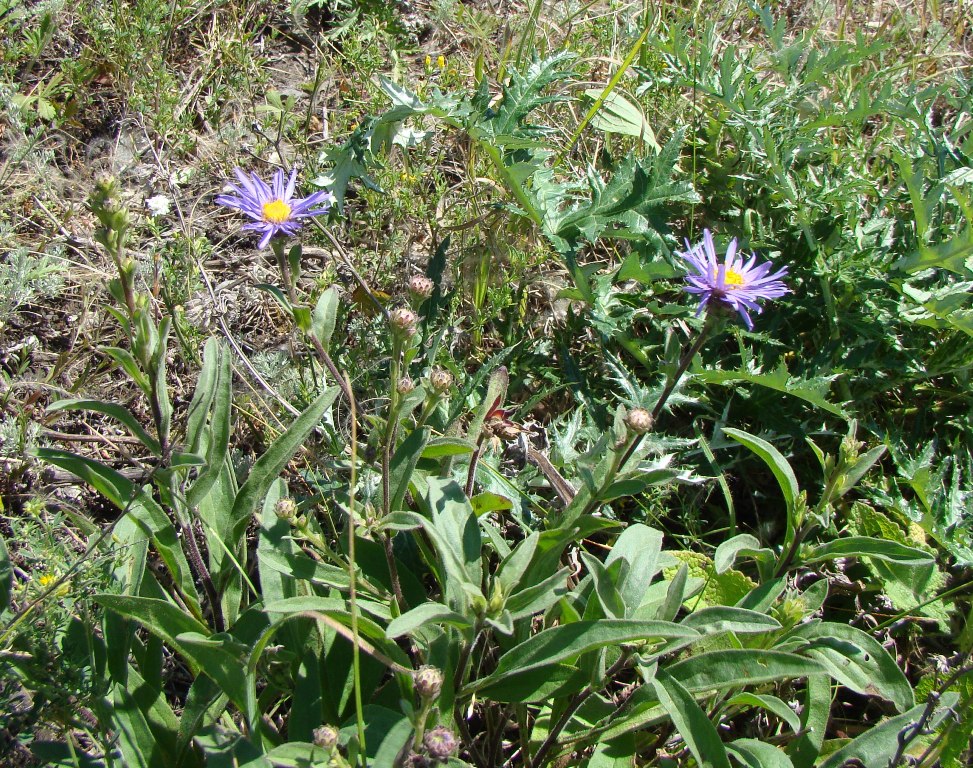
[424,54,432,70]
[436,55,446,70]
[38,573,57,588]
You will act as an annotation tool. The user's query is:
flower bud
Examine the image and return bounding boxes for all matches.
[390,307,418,337]
[414,665,444,700]
[275,498,298,520]
[396,376,416,395]
[408,275,435,301]
[312,724,339,751]
[624,408,653,435]
[429,368,453,394]
[423,726,458,761]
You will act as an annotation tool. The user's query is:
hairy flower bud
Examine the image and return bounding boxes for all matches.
[429,368,453,394]
[624,408,653,435]
[396,376,416,395]
[275,498,298,520]
[423,726,458,761]
[414,665,444,700]
[390,307,418,337]
[312,724,339,751]
[409,275,435,301]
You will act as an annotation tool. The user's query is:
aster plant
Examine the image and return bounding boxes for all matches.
[679,228,790,330]
[216,167,334,250]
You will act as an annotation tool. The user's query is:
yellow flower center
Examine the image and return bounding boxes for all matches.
[262,199,291,224]
[723,267,745,288]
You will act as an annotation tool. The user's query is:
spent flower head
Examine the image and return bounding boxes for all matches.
[216,167,334,249]
[678,229,789,330]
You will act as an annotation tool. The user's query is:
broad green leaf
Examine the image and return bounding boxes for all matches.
[426,478,483,588]
[229,386,338,540]
[337,705,412,766]
[38,450,199,613]
[605,525,664,615]
[787,674,830,768]
[816,694,957,768]
[257,541,351,591]
[584,88,659,149]
[657,563,688,621]
[725,693,801,733]
[726,739,795,768]
[263,743,333,766]
[722,428,799,515]
[468,619,698,693]
[801,536,933,568]
[666,649,826,693]
[653,669,732,768]
[697,367,847,417]
[103,346,150,391]
[388,426,431,512]
[836,444,887,498]
[311,286,339,349]
[386,602,472,638]
[186,340,233,508]
[421,436,476,459]
[194,725,270,768]
[111,678,159,768]
[714,534,762,574]
[475,663,588,703]
[496,532,539,593]
[504,567,570,620]
[175,632,253,725]
[96,595,210,670]
[786,621,914,711]
[581,551,626,619]
[47,398,161,455]
[680,607,781,635]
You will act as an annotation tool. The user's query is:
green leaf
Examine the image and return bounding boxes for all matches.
[186,340,233,508]
[816,694,957,768]
[474,663,588,703]
[653,669,732,768]
[604,524,664,614]
[37,450,199,613]
[801,536,934,568]
[229,386,338,540]
[311,287,339,350]
[386,602,472,638]
[175,632,253,724]
[786,621,914,712]
[584,88,659,149]
[680,607,781,635]
[666,649,826,693]
[787,674,830,768]
[388,426,431,512]
[96,595,210,669]
[697,366,847,417]
[468,619,698,693]
[722,428,799,516]
[47,398,162,455]
[338,705,412,766]
[421,436,477,459]
[714,534,762,575]
[103,346,150,392]
[726,739,795,768]
[725,693,801,733]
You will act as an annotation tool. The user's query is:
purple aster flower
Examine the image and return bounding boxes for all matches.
[678,229,790,330]
[216,167,334,249]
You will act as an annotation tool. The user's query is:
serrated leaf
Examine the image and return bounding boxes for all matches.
[697,365,847,416]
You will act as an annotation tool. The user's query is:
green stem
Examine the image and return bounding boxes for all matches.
[346,375,367,767]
